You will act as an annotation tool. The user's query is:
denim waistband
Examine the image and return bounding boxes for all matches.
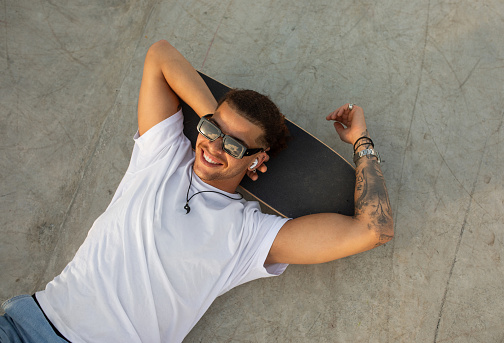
[31,294,71,342]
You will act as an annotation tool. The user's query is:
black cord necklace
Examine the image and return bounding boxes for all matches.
[184,167,243,214]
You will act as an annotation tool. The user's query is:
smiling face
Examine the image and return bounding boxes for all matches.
[193,101,266,193]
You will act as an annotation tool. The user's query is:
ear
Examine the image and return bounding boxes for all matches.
[249,150,269,171]
[249,158,259,170]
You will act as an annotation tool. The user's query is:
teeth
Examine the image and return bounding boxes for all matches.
[203,152,220,165]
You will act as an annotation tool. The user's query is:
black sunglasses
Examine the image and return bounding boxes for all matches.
[197,114,263,159]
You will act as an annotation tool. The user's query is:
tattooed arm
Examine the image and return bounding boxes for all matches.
[265,104,393,265]
[353,136,394,246]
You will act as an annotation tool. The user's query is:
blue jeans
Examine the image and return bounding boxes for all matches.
[0,295,68,343]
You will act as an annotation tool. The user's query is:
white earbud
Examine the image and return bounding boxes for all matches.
[250,158,259,170]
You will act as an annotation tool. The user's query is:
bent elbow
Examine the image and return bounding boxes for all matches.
[379,232,394,245]
[150,39,171,50]
[367,215,394,246]
[377,222,394,245]
[146,40,175,60]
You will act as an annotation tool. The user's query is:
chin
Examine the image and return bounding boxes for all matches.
[193,159,219,182]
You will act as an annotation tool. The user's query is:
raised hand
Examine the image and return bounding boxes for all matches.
[326,103,368,145]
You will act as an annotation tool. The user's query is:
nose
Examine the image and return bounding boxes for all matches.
[207,137,224,155]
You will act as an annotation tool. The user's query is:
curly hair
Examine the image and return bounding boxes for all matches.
[217,89,290,157]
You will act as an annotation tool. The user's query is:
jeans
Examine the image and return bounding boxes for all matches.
[0,295,68,343]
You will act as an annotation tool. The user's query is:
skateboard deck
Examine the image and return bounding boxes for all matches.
[182,72,355,218]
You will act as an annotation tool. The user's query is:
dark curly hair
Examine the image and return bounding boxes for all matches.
[217,89,290,157]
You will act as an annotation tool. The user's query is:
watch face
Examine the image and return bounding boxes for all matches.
[359,149,372,159]
[353,149,380,164]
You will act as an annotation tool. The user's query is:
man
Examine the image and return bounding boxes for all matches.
[0,40,393,342]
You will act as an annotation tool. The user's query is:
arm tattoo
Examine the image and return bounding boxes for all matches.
[354,154,393,246]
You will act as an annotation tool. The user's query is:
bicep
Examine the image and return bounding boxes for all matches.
[266,213,379,265]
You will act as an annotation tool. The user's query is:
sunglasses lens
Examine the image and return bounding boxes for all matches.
[223,136,246,159]
[199,120,221,141]
[197,116,248,159]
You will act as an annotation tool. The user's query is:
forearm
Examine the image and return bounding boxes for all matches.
[353,133,394,245]
[147,40,217,116]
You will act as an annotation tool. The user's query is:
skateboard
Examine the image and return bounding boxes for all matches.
[182,72,355,218]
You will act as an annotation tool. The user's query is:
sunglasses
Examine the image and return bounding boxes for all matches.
[197,114,263,159]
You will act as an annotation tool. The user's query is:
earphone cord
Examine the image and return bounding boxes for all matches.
[184,167,243,214]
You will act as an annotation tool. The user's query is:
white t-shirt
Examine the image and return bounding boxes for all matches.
[36,110,289,343]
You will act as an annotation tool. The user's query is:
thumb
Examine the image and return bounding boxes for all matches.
[333,122,347,139]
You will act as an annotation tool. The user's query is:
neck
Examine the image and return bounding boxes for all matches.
[196,171,246,194]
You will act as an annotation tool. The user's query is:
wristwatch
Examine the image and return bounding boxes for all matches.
[353,148,381,164]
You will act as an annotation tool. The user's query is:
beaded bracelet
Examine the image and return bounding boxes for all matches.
[354,140,375,152]
[353,136,374,152]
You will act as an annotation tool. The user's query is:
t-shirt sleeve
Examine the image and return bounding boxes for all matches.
[221,207,290,294]
[109,110,190,206]
[128,109,186,173]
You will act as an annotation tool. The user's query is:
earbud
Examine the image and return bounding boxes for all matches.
[249,158,259,170]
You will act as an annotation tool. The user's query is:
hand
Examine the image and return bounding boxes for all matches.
[246,153,270,181]
[326,104,368,145]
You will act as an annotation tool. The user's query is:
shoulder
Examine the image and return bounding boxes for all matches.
[127,109,192,172]
[135,109,184,142]
[241,203,290,237]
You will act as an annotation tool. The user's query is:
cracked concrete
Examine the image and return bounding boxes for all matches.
[1,0,503,342]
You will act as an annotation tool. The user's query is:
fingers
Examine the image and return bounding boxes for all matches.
[333,121,346,137]
[246,165,267,181]
[326,103,354,126]
[257,162,268,173]
[246,169,259,181]
[326,103,368,145]
[326,103,356,131]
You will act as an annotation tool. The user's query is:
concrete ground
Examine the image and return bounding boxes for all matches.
[1,0,503,341]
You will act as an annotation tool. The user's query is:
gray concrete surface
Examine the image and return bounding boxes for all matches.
[1,0,503,341]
